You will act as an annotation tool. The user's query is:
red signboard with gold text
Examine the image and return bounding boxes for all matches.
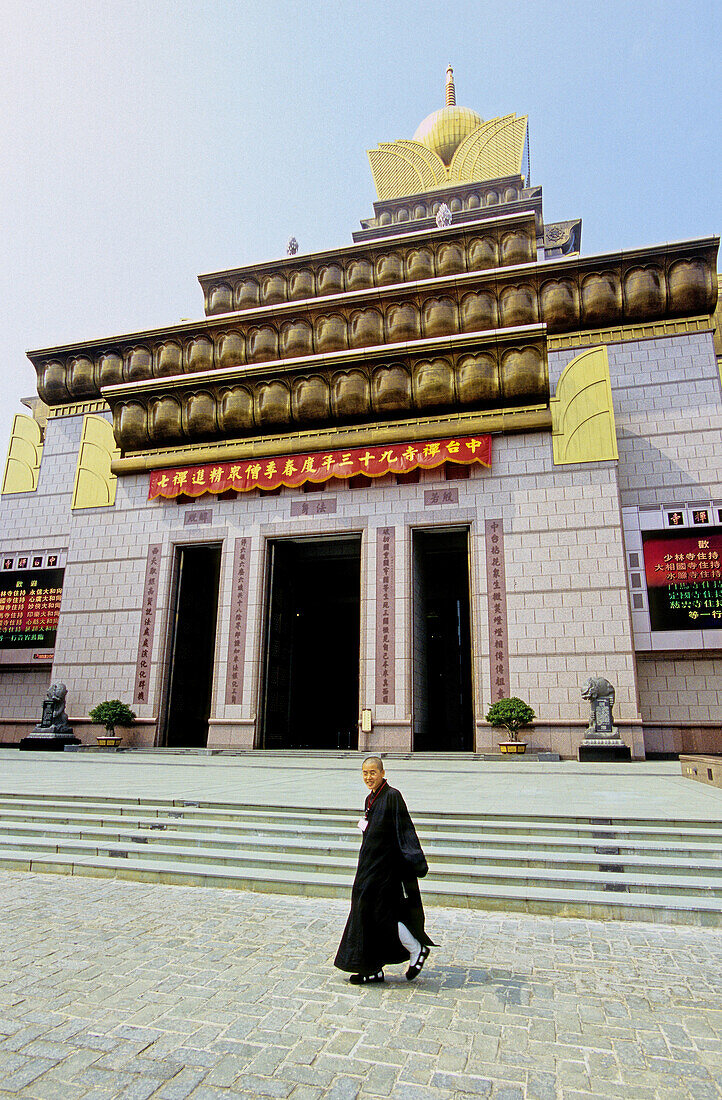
[642,529,722,630]
[148,435,492,500]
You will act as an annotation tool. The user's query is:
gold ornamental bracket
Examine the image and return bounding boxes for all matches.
[71,415,120,509]
[551,346,618,465]
[28,237,719,414]
[1,414,44,495]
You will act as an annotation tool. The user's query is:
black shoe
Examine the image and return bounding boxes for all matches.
[349,970,384,984]
[406,946,430,981]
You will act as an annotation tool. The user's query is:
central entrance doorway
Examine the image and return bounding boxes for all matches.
[261,535,361,750]
[412,527,474,751]
[163,543,222,748]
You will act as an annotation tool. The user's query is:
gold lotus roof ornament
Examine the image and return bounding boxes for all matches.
[368,66,529,202]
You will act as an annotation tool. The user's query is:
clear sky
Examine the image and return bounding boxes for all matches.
[1,0,719,457]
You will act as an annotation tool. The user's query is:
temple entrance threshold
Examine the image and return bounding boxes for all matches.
[261,536,361,750]
[412,528,474,751]
[163,544,222,748]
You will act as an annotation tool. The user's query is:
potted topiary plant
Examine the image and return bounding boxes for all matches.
[88,699,136,748]
[486,697,535,755]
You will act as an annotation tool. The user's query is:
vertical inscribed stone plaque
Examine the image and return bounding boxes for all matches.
[134,543,162,704]
[375,526,395,705]
[226,537,250,706]
[485,519,509,702]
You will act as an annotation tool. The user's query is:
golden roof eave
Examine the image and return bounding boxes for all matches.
[27,234,719,366]
[101,323,547,399]
[111,405,552,475]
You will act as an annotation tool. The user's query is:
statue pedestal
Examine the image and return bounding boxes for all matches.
[20,729,80,751]
[578,686,629,760]
[578,730,631,762]
[22,684,79,750]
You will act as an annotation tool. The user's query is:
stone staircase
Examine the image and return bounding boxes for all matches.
[0,792,720,925]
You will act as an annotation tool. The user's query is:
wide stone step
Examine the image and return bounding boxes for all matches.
[0,848,718,926]
[0,822,720,877]
[1,793,721,839]
[0,833,719,899]
[1,792,720,924]
[0,812,718,870]
[0,802,720,850]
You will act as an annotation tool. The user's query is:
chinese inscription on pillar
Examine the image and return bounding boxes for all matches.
[485,520,509,702]
[226,538,250,706]
[134,544,161,704]
[375,527,395,705]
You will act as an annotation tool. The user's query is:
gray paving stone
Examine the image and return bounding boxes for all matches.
[3,1056,64,1091]
[231,1075,293,1098]
[431,1072,492,1096]
[324,1077,361,1100]
[524,1071,557,1100]
[0,870,721,1100]
[383,1087,453,1100]
[156,1068,209,1099]
[114,1078,167,1100]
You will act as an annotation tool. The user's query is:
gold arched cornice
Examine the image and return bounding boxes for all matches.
[102,326,549,456]
[29,238,718,413]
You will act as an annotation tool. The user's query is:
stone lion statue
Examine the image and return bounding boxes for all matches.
[36,682,72,734]
[581,677,615,729]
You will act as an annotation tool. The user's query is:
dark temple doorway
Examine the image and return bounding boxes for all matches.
[261,536,361,749]
[164,544,221,748]
[412,528,474,751]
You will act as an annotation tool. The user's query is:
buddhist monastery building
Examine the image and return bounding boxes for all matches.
[1,70,721,758]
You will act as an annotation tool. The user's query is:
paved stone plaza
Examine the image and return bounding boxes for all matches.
[0,869,720,1100]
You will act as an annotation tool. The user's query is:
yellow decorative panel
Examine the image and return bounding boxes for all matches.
[367,113,529,201]
[551,346,619,465]
[368,143,446,201]
[71,415,119,509]
[1,414,44,494]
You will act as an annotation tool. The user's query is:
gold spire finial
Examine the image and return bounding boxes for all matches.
[445,65,456,106]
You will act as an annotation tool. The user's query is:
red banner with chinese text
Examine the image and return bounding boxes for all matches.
[643,532,722,588]
[148,434,492,500]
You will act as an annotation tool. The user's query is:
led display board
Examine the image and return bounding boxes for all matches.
[642,529,722,631]
[0,569,64,648]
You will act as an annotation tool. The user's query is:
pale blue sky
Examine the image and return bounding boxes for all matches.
[1,0,719,455]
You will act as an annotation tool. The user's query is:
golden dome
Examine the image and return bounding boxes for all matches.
[413,105,484,166]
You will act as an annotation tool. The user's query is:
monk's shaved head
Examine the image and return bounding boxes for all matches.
[361,757,385,792]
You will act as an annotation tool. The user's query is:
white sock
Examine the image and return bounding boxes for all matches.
[398,921,422,962]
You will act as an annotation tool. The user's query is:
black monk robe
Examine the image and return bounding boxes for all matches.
[334,783,434,974]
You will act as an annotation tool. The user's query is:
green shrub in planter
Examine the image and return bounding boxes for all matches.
[485,697,535,742]
[88,699,137,736]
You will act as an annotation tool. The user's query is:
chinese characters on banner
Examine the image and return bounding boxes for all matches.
[643,530,722,631]
[485,519,509,702]
[375,527,395,705]
[226,538,250,705]
[0,569,64,648]
[134,544,161,704]
[148,435,492,500]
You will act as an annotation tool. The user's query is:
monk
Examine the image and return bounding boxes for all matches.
[334,757,434,984]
